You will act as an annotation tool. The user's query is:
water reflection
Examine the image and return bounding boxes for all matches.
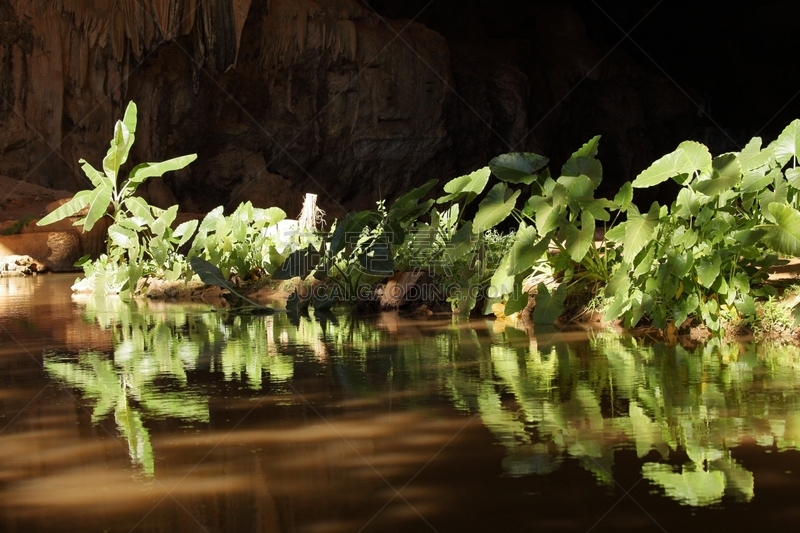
[3,278,800,531]
[34,294,800,510]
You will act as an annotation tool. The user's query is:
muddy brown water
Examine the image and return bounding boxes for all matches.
[2,274,800,532]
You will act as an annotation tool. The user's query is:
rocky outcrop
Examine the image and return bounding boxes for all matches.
[0,176,109,271]
[0,0,703,216]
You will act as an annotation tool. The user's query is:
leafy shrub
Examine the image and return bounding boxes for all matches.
[38,101,197,295]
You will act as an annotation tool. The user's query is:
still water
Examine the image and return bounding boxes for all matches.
[1,275,800,532]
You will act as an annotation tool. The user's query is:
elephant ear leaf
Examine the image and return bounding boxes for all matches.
[570,135,601,158]
[633,149,694,188]
[190,256,233,289]
[532,283,566,324]
[473,182,520,232]
[763,203,800,256]
[775,118,800,166]
[489,152,549,185]
[437,167,491,204]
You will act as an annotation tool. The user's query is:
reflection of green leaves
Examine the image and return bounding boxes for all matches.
[643,464,726,507]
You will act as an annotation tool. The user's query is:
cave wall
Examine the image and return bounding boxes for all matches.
[0,0,704,216]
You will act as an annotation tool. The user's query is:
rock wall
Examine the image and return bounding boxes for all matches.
[0,0,699,217]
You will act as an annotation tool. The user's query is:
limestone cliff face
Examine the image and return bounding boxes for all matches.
[0,0,698,216]
[0,0,456,216]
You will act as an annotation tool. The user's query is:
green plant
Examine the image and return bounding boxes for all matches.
[274,197,409,310]
[37,101,198,294]
[189,202,292,280]
[601,121,800,332]
[484,137,622,322]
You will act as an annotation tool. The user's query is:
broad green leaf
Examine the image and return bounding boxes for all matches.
[738,136,774,172]
[786,167,800,189]
[503,273,532,315]
[79,159,109,188]
[775,118,800,166]
[83,185,113,232]
[633,248,654,277]
[150,205,178,238]
[669,248,693,278]
[604,265,631,298]
[693,153,741,197]
[532,283,566,324]
[533,200,562,235]
[677,140,712,177]
[736,294,756,317]
[390,178,437,223]
[565,211,595,262]
[577,198,611,221]
[561,157,602,186]
[570,135,601,158]
[613,182,633,211]
[256,207,287,226]
[489,253,515,297]
[625,290,648,327]
[697,255,721,288]
[108,223,139,250]
[122,101,138,134]
[621,203,660,263]
[740,167,774,193]
[189,256,234,291]
[37,190,92,226]
[507,224,548,275]
[128,154,198,184]
[672,298,692,329]
[328,211,374,256]
[437,166,490,203]
[313,290,337,311]
[102,121,132,180]
[675,188,701,218]
[473,182,520,232]
[632,149,693,188]
[604,223,625,244]
[446,221,476,263]
[196,206,224,239]
[673,227,698,248]
[124,197,156,226]
[173,219,198,248]
[763,203,800,256]
[758,173,788,222]
[731,227,766,246]
[489,153,549,185]
[604,290,631,322]
[189,256,275,310]
[558,174,594,201]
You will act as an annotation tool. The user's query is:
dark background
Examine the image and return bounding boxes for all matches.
[1,0,798,213]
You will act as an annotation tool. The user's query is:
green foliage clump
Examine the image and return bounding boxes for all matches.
[48,100,800,334]
[603,120,800,332]
[38,101,198,295]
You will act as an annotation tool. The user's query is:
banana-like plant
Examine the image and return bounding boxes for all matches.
[37,101,198,293]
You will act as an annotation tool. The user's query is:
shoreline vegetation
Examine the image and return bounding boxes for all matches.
[7,101,800,341]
